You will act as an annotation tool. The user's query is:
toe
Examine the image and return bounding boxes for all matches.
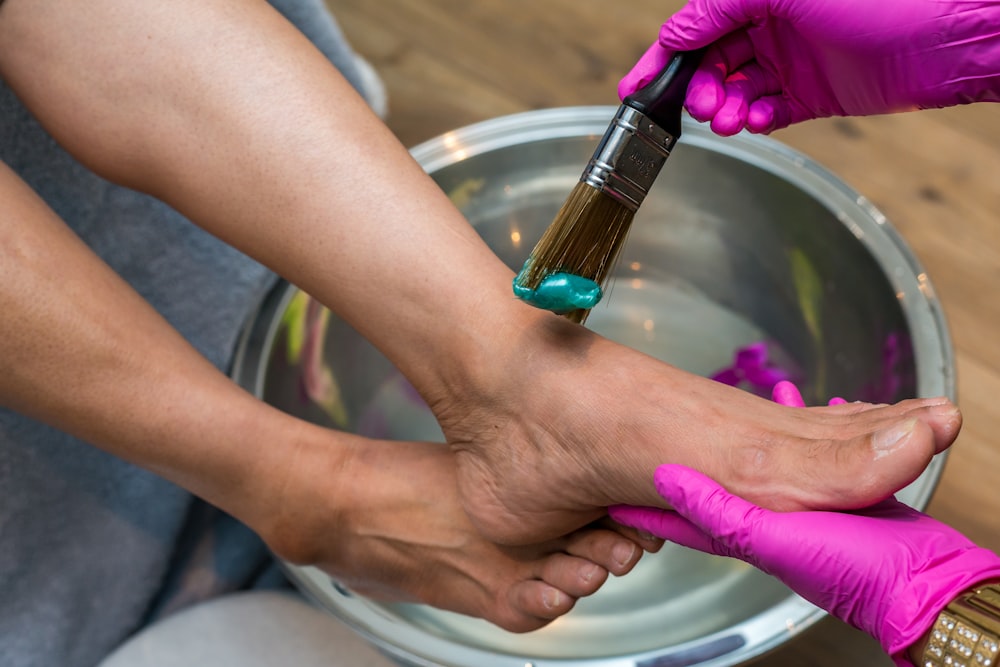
[859,417,938,502]
[564,527,644,576]
[800,418,937,511]
[733,404,943,512]
[903,400,961,452]
[538,553,608,597]
[506,580,576,627]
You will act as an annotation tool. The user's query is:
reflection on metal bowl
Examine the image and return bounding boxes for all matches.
[231,107,955,667]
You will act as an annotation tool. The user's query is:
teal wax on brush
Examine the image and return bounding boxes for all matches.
[512,261,603,314]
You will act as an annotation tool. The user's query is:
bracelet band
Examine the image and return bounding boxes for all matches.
[923,583,1000,667]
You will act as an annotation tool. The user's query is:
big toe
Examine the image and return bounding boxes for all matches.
[907,399,962,452]
[740,411,944,512]
[807,417,939,511]
[859,417,940,503]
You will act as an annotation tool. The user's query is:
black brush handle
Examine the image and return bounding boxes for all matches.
[623,49,706,139]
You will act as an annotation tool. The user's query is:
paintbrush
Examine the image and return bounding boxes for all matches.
[513,49,705,324]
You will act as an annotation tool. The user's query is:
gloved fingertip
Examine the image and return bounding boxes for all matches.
[617,71,647,102]
[653,465,758,542]
[710,112,745,137]
[651,464,681,500]
[685,101,715,123]
[652,463,712,509]
[828,397,848,406]
[619,42,673,101]
[755,97,797,133]
[607,505,667,538]
[718,93,754,134]
[606,504,634,525]
[747,103,778,134]
[617,80,633,103]
[772,380,806,407]
[684,70,724,120]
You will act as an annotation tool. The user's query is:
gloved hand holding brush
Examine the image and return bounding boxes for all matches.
[610,382,1000,667]
[620,0,1000,135]
[514,49,703,322]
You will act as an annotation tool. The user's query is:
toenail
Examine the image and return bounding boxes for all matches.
[580,562,601,583]
[613,541,638,568]
[929,402,960,417]
[543,587,564,610]
[873,418,917,456]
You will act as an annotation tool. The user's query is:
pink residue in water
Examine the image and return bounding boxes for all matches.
[714,333,909,404]
[710,340,793,397]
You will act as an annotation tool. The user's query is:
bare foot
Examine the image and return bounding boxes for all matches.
[255,428,649,633]
[431,314,962,546]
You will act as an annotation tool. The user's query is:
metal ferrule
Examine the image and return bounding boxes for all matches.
[580,105,678,211]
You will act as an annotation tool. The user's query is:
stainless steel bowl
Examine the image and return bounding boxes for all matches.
[231,107,955,667]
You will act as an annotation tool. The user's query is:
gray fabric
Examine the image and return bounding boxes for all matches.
[97,591,395,667]
[0,2,373,666]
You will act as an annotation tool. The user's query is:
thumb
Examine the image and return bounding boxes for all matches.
[653,464,764,557]
[658,0,763,51]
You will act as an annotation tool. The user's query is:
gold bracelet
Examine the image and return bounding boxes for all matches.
[923,583,1000,667]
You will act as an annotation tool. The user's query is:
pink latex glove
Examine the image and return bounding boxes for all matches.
[619,0,1000,135]
[610,382,1000,665]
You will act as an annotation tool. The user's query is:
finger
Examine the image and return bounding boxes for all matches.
[772,380,846,408]
[710,61,783,135]
[684,36,751,121]
[772,380,806,407]
[749,93,820,133]
[747,95,792,133]
[685,67,726,122]
[710,94,748,136]
[619,41,674,101]
[608,505,721,554]
[652,464,762,553]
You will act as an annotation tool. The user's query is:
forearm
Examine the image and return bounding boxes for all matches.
[0,160,339,529]
[0,0,534,403]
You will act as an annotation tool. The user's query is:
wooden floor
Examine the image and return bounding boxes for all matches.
[327,2,1000,664]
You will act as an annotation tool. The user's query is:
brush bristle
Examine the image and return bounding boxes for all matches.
[518,182,636,324]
